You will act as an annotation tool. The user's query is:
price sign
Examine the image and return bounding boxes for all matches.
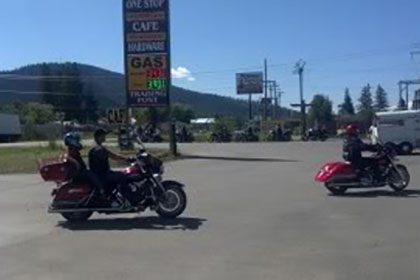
[123,0,171,107]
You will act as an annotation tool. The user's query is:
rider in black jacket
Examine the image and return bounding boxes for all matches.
[343,125,380,180]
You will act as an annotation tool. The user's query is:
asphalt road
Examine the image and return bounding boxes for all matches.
[1,141,420,280]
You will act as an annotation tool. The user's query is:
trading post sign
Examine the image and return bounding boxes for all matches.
[123,0,171,107]
[236,72,263,94]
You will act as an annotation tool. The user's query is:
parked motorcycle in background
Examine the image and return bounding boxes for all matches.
[266,129,292,142]
[303,128,328,142]
[176,126,195,143]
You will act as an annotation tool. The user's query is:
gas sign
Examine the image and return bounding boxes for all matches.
[123,0,171,107]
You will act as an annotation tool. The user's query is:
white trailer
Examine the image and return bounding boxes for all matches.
[371,110,420,155]
[0,113,22,142]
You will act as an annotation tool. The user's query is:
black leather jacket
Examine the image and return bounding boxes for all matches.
[343,136,375,162]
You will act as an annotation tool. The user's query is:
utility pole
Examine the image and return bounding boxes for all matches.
[292,60,310,140]
[264,59,268,121]
[277,89,284,118]
[272,82,277,119]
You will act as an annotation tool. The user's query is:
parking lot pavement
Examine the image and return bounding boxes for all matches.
[1,140,420,280]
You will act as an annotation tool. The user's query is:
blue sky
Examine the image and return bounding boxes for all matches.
[1,0,420,109]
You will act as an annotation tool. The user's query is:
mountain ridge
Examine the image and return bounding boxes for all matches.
[0,62,295,119]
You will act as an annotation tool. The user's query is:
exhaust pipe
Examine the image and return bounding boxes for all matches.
[48,206,140,214]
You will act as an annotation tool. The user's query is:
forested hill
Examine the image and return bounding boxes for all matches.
[0,63,295,118]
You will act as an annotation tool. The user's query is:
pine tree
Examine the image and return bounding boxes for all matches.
[374,84,389,111]
[338,88,355,115]
[358,84,375,125]
[358,84,373,113]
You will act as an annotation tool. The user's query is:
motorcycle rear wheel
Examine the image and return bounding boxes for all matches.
[325,183,348,195]
[389,164,410,192]
[61,211,93,223]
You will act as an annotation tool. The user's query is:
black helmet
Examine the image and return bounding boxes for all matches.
[64,132,82,150]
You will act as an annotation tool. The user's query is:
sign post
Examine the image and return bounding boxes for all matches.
[236,72,264,121]
[123,0,176,154]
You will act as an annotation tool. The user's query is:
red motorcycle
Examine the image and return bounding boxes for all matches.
[39,140,187,222]
[315,145,410,195]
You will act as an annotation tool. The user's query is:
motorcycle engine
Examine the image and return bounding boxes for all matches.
[360,173,374,187]
[127,180,148,205]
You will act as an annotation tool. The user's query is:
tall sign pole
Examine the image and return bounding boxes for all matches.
[123,0,176,154]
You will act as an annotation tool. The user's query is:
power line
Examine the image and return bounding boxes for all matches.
[0,74,123,81]
[0,89,103,96]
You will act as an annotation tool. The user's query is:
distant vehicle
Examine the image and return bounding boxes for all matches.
[371,110,420,155]
[0,113,21,142]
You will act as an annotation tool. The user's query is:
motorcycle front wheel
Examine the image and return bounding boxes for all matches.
[156,184,187,219]
[388,164,410,192]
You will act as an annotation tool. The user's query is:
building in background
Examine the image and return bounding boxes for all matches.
[0,113,22,142]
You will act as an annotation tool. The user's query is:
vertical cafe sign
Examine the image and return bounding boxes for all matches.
[123,0,171,107]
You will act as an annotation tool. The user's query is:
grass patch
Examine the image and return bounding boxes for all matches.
[0,145,173,175]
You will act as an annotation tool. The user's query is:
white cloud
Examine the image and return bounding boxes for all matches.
[171,67,190,79]
[171,66,196,82]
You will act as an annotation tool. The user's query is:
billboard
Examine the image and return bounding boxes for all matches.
[236,72,263,94]
[123,0,171,107]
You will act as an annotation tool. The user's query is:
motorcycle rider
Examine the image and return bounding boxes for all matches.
[63,132,105,196]
[88,129,132,206]
[343,124,381,182]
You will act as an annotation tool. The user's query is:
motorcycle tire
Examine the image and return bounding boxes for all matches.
[61,211,93,223]
[389,164,410,192]
[156,184,187,219]
[325,183,348,196]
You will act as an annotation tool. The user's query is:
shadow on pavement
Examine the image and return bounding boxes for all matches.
[334,189,420,198]
[180,154,299,163]
[58,216,207,231]
[401,152,420,157]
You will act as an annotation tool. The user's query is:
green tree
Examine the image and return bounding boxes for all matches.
[374,84,389,111]
[308,94,333,127]
[172,104,195,123]
[358,84,374,124]
[338,88,355,115]
[0,102,57,125]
